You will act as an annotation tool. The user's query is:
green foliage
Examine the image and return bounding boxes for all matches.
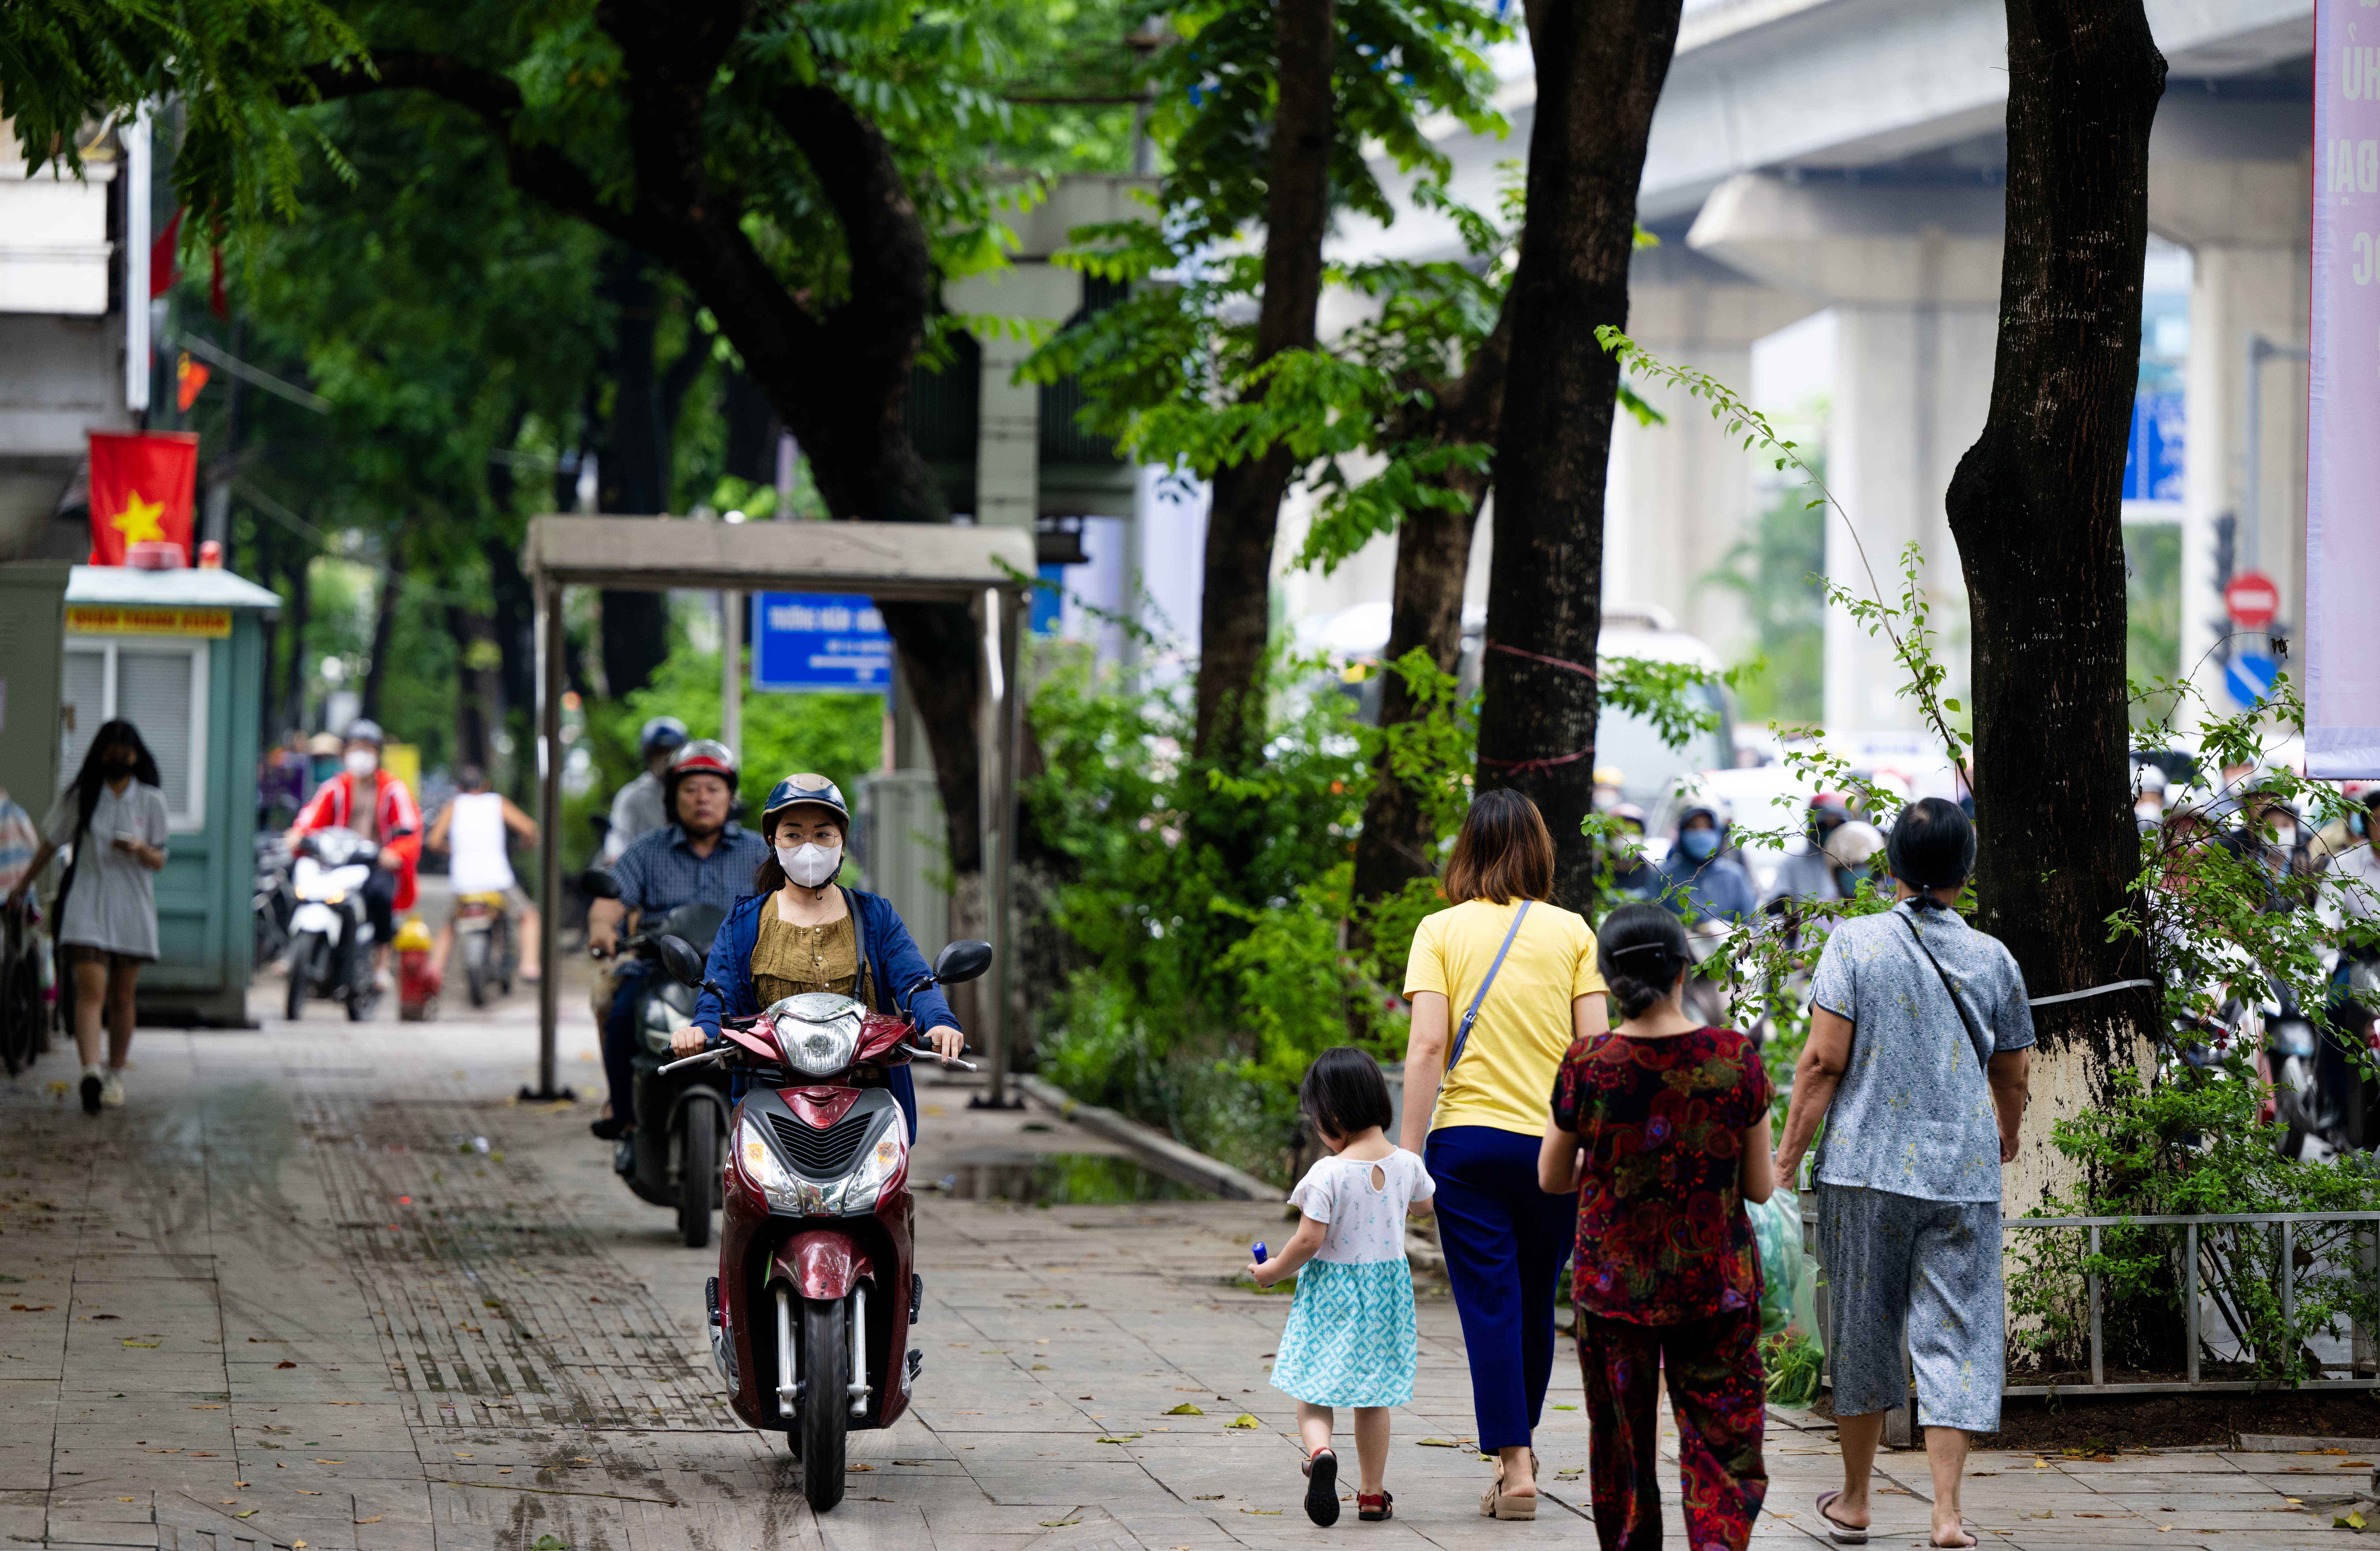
[2008,1062,2380,1384]
[1762,1332,1825,1407]
[1028,648,1468,1178]
[2122,523,2182,730]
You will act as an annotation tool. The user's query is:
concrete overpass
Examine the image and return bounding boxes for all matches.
[1299,0,2312,735]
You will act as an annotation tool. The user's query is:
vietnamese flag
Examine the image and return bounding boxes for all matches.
[87,432,199,566]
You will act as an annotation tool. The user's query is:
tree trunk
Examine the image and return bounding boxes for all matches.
[359,530,404,724]
[449,604,501,773]
[1478,0,1684,906]
[1349,311,1512,936]
[722,369,778,485]
[1190,0,1335,776]
[1944,0,2165,1213]
[596,247,672,697]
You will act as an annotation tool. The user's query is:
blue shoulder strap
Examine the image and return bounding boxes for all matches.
[1447,901,1531,1071]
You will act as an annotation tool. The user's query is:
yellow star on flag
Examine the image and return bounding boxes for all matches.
[109,490,166,545]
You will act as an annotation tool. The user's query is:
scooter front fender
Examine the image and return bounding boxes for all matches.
[773,1231,874,1301]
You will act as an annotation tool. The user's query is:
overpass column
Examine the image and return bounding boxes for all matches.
[1689,174,2003,735]
[1608,245,1819,660]
[2149,126,2312,720]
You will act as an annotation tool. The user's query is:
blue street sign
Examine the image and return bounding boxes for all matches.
[750,593,893,693]
[2123,392,2184,504]
[2224,651,2278,709]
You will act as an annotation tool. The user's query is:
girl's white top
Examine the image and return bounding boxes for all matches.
[1286,1147,1435,1265]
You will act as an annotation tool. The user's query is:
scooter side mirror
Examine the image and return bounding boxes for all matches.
[656,934,706,987]
[931,939,993,986]
[580,868,621,901]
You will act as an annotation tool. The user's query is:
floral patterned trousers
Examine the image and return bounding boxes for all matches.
[1576,1306,1767,1551]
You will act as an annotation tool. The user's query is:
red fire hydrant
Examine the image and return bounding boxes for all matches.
[395,917,441,1022]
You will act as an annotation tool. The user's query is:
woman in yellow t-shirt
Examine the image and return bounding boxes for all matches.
[1400,789,1608,1519]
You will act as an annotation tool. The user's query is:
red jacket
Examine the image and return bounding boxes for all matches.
[293,770,423,910]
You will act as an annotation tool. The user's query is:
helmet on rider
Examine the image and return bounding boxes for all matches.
[344,719,385,747]
[761,773,850,835]
[663,739,739,805]
[1807,792,1851,842]
[639,715,690,765]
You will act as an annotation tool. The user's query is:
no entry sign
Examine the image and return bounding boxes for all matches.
[2226,571,2279,632]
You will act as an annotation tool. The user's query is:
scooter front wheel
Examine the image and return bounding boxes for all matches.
[800,1296,848,1512]
[677,1096,717,1249]
[285,935,318,1021]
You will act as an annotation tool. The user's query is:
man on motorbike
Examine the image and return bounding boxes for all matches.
[589,740,768,1141]
[426,764,542,986]
[669,773,964,1140]
[1762,793,1852,907]
[1654,801,1757,925]
[602,716,690,863]
[286,720,421,987]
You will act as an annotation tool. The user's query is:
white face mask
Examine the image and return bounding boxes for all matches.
[344,749,379,779]
[2272,825,2298,850]
[777,842,842,888]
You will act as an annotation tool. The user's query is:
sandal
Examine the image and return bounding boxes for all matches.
[1815,1491,1868,1545]
[1302,1448,1340,1526]
[1480,1461,1537,1521]
[1357,1490,1393,1522]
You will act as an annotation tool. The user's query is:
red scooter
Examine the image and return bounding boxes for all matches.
[649,933,990,1512]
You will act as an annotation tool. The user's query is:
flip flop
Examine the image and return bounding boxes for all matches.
[1816,1491,1868,1545]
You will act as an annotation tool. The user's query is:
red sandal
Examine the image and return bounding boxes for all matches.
[1358,1490,1393,1522]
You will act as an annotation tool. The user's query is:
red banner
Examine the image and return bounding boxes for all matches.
[86,432,199,566]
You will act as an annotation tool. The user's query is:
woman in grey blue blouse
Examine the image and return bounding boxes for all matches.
[1771,798,2033,1550]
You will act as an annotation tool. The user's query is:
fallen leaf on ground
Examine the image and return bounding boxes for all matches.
[123,1339,159,1347]
[1040,1520,1080,1528]
[1166,1403,1204,1415]
[847,1464,873,1472]
[276,1360,296,1368]
[296,1490,321,1496]
[1226,1414,1260,1429]
[1193,1495,1224,1501]
[1240,1508,1282,1516]
[1097,1435,1141,1444]
[234,1510,258,1519]
[356,1517,381,1525]
[1416,1438,1459,1448]
[1550,1404,1577,1410]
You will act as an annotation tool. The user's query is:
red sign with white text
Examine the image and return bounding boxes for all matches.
[2226,571,2279,632]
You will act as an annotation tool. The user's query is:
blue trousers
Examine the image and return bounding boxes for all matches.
[1426,1125,1580,1454]
[602,959,655,1126]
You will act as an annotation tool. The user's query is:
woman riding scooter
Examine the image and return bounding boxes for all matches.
[669,775,965,1137]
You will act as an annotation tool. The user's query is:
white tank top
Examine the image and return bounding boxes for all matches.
[446,791,516,894]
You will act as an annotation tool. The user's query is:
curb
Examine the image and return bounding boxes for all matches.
[1010,1073,1448,1275]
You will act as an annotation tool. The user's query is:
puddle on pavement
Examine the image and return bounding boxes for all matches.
[935,1151,1210,1204]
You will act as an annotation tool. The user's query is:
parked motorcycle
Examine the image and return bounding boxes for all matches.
[453,891,519,1007]
[651,930,990,1512]
[253,831,295,969]
[285,826,380,1022]
[581,870,732,1247]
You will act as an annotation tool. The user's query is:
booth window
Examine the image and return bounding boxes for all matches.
[59,640,210,831]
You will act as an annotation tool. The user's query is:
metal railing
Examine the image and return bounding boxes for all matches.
[1803,1206,2380,1399]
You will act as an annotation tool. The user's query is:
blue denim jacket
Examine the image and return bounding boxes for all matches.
[692,886,960,1139]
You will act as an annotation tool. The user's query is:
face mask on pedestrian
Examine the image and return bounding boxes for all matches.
[777,842,842,889]
[2134,800,2163,823]
[344,748,379,779]
[1605,831,1640,860]
[2271,824,2298,850]
[1680,828,1720,861]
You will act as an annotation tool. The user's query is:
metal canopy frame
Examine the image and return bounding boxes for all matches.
[522,515,1036,1105]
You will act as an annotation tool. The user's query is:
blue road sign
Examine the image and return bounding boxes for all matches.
[751,593,893,693]
[2224,650,2278,709]
[2123,392,2184,504]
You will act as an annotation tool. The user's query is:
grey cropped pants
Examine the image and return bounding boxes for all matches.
[1815,1183,2004,1434]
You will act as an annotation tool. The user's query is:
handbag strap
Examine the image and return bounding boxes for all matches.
[1447,901,1531,1071]
[1899,906,1990,1070]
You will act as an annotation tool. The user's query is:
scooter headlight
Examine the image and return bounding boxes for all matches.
[773,1013,862,1077]
[834,1120,907,1216]
[735,1116,831,1215]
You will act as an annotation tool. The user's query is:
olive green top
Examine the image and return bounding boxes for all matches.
[752,904,860,1006]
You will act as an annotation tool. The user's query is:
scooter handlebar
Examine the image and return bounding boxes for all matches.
[657,1047,728,1075]
[908,1043,978,1071]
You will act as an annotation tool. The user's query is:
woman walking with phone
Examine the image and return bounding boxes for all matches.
[1399,789,1608,1518]
[5,721,169,1112]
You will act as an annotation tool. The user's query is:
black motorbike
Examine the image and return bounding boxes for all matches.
[583,869,732,1247]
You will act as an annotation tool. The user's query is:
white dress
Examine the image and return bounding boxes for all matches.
[43,780,169,959]
[1268,1148,1434,1408]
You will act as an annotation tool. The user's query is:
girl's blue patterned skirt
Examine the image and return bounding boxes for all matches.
[1268,1257,1418,1408]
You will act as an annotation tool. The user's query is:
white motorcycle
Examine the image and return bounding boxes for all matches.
[285,826,380,1022]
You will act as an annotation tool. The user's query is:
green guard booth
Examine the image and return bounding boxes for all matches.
[53,565,281,1025]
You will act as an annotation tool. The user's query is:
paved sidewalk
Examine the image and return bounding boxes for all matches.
[0,1002,2361,1550]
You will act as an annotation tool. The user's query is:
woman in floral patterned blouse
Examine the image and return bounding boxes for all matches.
[1539,902,1775,1551]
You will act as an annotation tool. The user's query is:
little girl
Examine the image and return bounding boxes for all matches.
[1250,1046,1434,1527]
